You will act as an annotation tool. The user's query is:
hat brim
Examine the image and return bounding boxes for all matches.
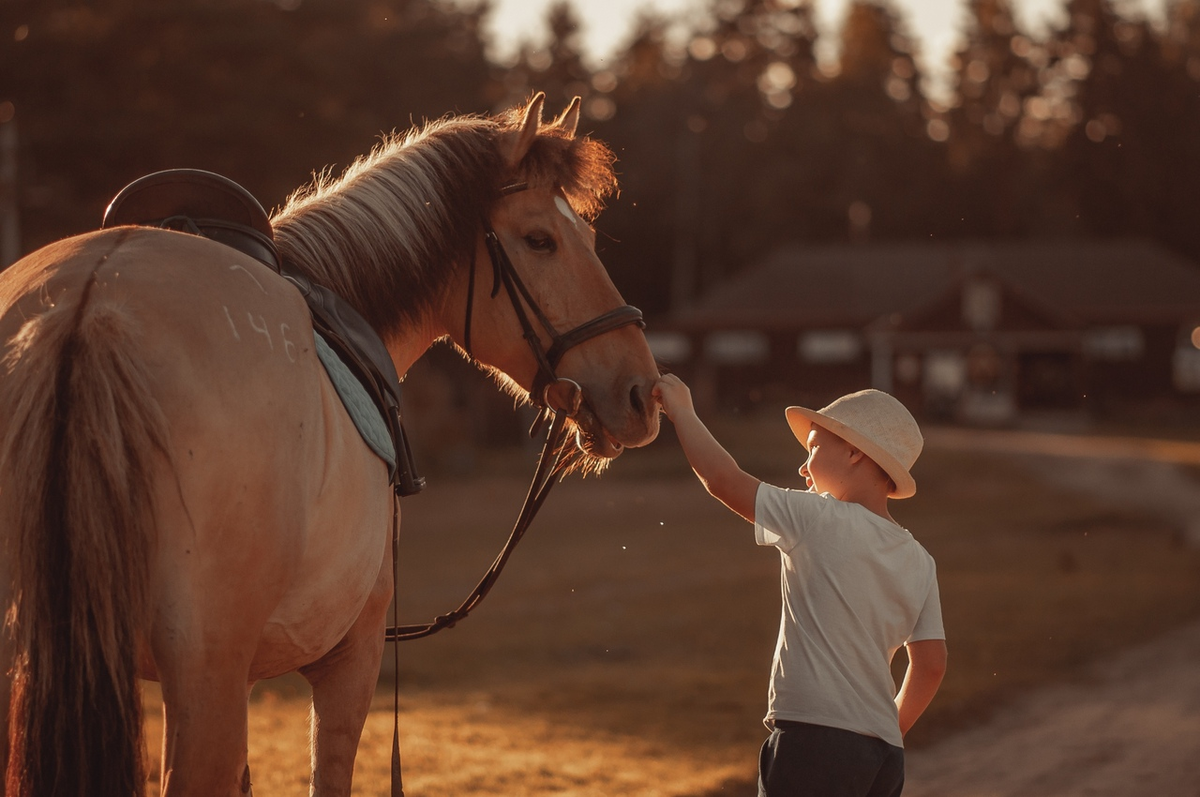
[785,406,917,499]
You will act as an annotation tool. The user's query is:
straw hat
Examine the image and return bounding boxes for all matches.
[785,389,924,499]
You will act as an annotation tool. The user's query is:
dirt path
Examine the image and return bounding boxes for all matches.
[903,428,1200,797]
[925,427,1200,545]
[904,618,1200,797]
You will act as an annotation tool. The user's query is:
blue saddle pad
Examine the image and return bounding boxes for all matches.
[314,332,397,470]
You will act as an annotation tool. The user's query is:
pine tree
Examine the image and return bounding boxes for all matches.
[943,0,1044,235]
[0,0,496,251]
[818,0,944,242]
[1042,0,1180,240]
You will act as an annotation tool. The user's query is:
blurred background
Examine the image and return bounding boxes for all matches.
[4,0,1200,459]
[7,2,1200,793]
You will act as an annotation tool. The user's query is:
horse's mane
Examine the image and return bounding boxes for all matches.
[270,100,617,340]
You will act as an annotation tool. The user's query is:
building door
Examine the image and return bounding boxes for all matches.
[1017,352,1080,409]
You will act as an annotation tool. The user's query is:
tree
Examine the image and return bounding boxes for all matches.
[808,0,945,242]
[1040,0,1184,243]
[1145,0,1200,258]
[0,0,496,252]
[496,1,594,113]
[591,16,690,316]
[675,0,827,296]
[943,0,1045,235]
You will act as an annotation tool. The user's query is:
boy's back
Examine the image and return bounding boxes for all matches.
[756,485,942,748]
[653,377,947,796]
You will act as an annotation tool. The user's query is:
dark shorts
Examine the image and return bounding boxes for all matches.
[758,720,904,797]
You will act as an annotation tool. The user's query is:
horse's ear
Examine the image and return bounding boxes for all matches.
[505,92,545,169]
[556,96,582,138]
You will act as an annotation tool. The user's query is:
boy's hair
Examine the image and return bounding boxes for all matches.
[784,389,923,499]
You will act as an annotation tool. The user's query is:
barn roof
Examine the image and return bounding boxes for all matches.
[669,239,1200,330]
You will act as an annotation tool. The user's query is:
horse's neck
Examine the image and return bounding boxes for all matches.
[382,316,445,381]
[275,238,448,369]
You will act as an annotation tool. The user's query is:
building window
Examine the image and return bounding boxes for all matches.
[646,331,692,364]
[797,330,862,363]
[925,351,966,397]
[1083,326,1143,361]
[704,330,770,364]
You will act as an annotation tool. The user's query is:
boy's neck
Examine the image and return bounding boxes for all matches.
[838,484,898,525]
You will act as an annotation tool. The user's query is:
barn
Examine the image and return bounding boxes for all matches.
[652,239,1200,423]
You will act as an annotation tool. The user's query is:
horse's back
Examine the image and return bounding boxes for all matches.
[0,227,394,679]
[2,226,324,493]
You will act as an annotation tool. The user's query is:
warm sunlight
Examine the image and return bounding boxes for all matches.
[477,0,1173,95]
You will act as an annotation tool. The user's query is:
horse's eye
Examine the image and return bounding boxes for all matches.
[523,233,557,254]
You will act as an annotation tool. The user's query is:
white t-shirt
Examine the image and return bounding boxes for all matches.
[754,483,944,748]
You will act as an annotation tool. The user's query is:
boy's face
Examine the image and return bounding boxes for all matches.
[799,425,856,498]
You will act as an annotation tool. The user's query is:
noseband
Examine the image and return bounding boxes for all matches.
[386,181,649,644]
[384,183,647,794]
[462,182,645,420]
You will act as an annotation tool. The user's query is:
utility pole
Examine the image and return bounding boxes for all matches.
[0,102,19,269]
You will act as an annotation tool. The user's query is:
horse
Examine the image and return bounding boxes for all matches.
[0,93,661,797]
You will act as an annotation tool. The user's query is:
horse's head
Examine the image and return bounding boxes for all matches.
[454,94,661,464]
[271,93,661,465]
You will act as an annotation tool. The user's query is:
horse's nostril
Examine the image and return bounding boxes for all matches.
[629,383,645,416]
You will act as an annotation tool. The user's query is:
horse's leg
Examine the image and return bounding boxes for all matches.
[152,565,262,797]
[299,536,393,797]
[156,651,254,797]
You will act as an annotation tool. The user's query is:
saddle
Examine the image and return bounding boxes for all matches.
[102,169,425,496]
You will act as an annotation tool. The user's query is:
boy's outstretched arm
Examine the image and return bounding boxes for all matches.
[895,638,948,738]
[653,374,761,523]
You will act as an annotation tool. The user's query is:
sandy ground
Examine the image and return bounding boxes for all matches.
[904,618,1200,797]
[903,429,1200,797]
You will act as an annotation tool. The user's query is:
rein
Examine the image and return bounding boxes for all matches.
[383,384,575,797]
[464,183,645,426]
[384,400,573,643]
[385,181,645,641]
[384,184,646,796]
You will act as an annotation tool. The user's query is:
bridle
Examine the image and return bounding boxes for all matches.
[383,183,647,795]
[385,181,645,644]
[462,182,645,428]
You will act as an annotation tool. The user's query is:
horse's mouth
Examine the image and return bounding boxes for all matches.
[570,404,625,461]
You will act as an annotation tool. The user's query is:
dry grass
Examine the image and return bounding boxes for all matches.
[142,417,1200,795]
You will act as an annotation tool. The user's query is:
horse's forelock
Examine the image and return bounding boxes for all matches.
[492,97,617,219]
[511,130,618,222]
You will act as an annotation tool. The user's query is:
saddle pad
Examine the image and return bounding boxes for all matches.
[314,332,397,470]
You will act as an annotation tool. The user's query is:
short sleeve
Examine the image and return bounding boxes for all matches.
[908,569,945,643]
[754,482,822,553]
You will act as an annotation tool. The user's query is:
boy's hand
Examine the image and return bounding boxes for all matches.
[652,373,695,421]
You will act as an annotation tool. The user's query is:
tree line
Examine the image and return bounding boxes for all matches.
[3,0,1199,317]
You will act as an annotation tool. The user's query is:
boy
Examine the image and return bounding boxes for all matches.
[653,375,946,797]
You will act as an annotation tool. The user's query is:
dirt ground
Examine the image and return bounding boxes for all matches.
[693,425,1200,797]
[903,617,1200,797]
[906,427,1200,797]
[140,422,1200,795]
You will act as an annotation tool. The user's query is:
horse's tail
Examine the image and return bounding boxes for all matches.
[2,268,169,797]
